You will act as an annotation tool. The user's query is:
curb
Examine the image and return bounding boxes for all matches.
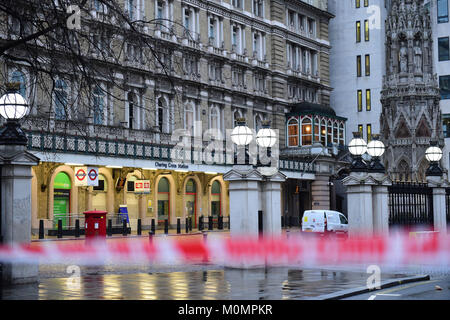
[317,274,431,300]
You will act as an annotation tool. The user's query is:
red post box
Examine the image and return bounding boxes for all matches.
[83,210,108,240]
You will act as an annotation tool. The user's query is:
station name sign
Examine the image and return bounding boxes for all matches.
[154,162,189,170]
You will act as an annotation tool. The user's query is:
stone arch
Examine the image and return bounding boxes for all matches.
[153,173,177,225]
[206,176,228,219]
[48,165,78,220]
[395,118,411,139]
[396,158,411,182]
[415,117,431,137]
[417,157,429,183]
[181,174,203,222]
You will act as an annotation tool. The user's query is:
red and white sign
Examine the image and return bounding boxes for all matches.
[87,167,99,187]
[74,167,88,186]
[135,180,150,194]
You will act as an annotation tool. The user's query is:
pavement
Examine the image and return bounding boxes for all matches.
[2,228,446,300]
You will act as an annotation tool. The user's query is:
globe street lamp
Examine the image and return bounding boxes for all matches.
[348,131,368,171]
[425,141,443,177]
[256,120,277,168]
[0,82,30,145]
[366,134,386,173]
[231,118,253,164]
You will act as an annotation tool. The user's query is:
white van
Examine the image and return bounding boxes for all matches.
[301,210,348,233]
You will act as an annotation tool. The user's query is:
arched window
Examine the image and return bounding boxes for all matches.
[53,172,72,229]
[211,180,221,221]
[127,92,135,129]
[185,179,197,227]
[54,79,68,120]
[158,177,170,225]
[301,117,312,146]
[210,105,220,130]
[157,98,164,132]
[333,121,338,144]
[184,101,195,135]
[10,70,26,98]
[339,123,345,146]
[287,118,299,147]
[320,119,326,145]
[93,174,107,211]
[233,109,243,127]
[327,120,333,146]
[314,117,320,142]
[93,85,105,125]
[254,114,264,133]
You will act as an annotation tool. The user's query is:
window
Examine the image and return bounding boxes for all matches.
[301,118,312,146]
[231,24,245,54]
[357,90,363,112]
[327,120,333,146]
[127,92,135,129]
[93,85,105,125]
[367,124,372,142]
[365,54,370,76]
[54,79,68,120]
[253,0,263,17]
[438,0,449,23]
[232,67,245,87]
[364,20,369,41]
[210,106,221,131]
[357,55,362,77]
[287,118,299,147]
[356,0,360,8]
[438,37,450,61]
[252,31,265,61]
[320,119,326,145]
[333,122,338,144]
[339,123,345,145]
[254,72,265,92]
[366,89,371,111]
[443,116,450,138]
[440,75,450,99]
[184,102,196,134]
[157,97,166,133]
[232,0,242,9]
[9,70,26,98]
[356,21,361,42]
[358,124,363,136]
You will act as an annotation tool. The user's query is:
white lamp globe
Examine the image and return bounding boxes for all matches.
[367,136,385,158]
[231,119,253,146]
[425,145,443,162]
[0,83,29,120]
[348,132,367,156]
[256,127,277,148]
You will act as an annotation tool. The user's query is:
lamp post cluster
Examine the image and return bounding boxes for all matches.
[230,118,277,165]
[348,132,386,173]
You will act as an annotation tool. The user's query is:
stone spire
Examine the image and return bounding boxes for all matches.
[380,0,444,182]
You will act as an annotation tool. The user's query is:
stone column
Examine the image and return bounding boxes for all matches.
[261,171,286,238]
[342,172,377,237]
[223,165,263,239]
[370,173,392,236]
[311,174,330,210]
[0,144,40,284]
[426,175,448,235]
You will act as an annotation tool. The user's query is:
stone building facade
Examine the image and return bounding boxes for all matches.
[0,0,344,233]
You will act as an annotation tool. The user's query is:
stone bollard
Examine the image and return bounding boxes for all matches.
[208,216,213,231]
[218,216,223,230]
[75,219,80,238]
[107,219,112,236]
[189,217,193,232]
[199,216,204,231]
[137,219,142,236]
[177,218,181,234]
[122,219,127,236]
[57,219,63,239]
[185,217,189,233]
[164,219,169,235]
[39,220,44,239]
[151,218,156,235]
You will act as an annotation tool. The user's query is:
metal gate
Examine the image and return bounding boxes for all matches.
[388,182,434,227]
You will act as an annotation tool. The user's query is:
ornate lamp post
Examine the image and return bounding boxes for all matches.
[425,141,443,177]
[366,134,386,173]
[348,131,368,172]
[231,118,253,164]
[0,83,30,145]
[256,120,277,167]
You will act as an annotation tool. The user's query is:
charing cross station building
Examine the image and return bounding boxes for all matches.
[2,0,448,235]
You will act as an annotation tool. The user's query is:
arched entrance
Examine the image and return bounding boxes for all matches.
[157,177,170,226]
[211,180,221,224]
[53,172,71,229]
[185,179,197,227]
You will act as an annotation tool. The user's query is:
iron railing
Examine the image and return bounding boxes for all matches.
[25,130,316,173]
[388,182,434,227]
